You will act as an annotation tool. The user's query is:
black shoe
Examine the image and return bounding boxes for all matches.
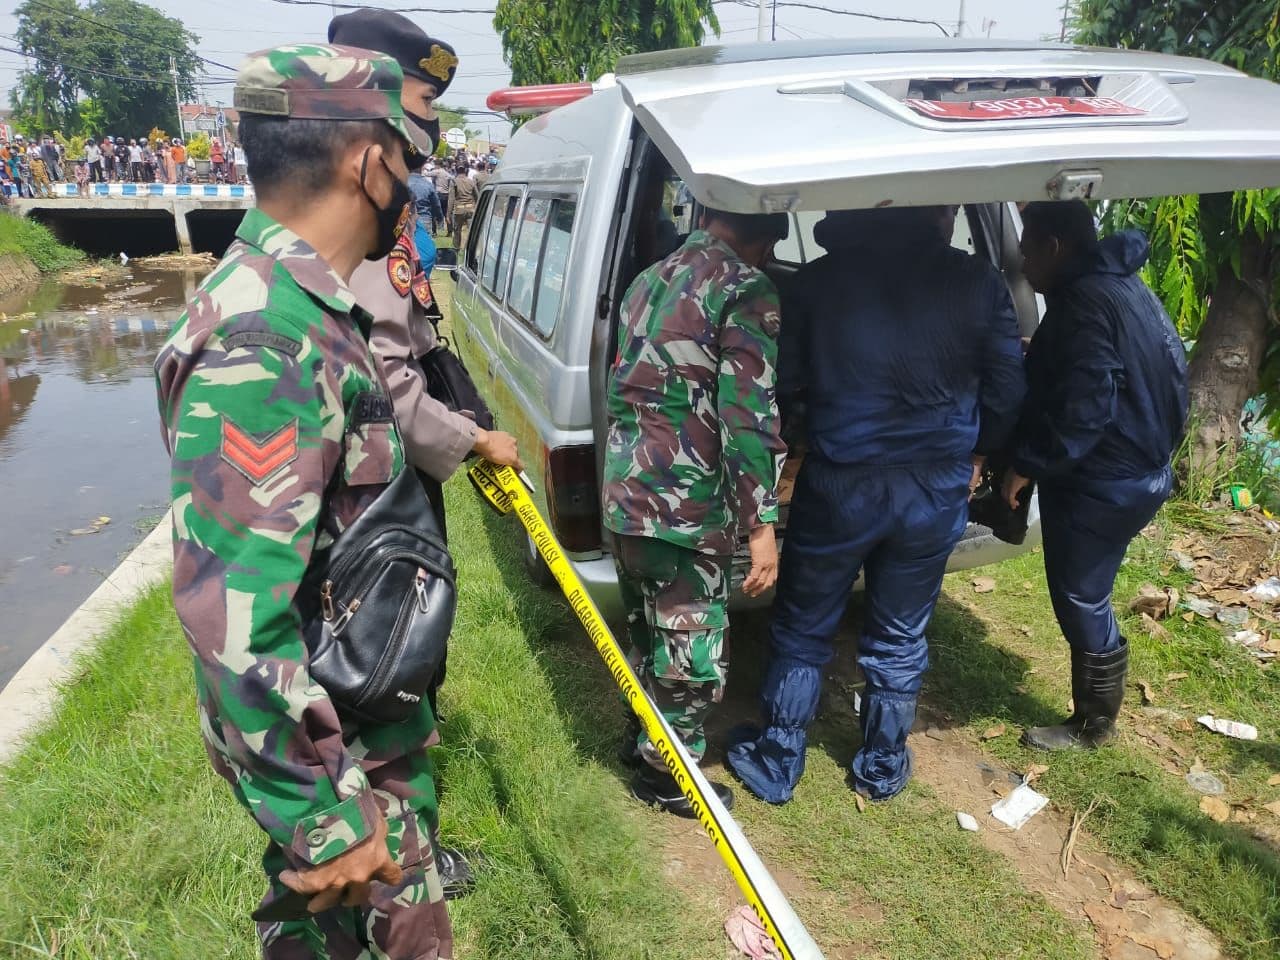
[618,714,643,768]
[630,764,733,818]
[436,847,481,901]
[1022,639,1128,751]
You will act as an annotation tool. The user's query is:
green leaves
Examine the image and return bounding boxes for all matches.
[494,0,719,86]
[1078,0,1280,436]
[9,0,201,136]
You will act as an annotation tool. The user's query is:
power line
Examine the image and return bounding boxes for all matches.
[717,0,951,36]
[0,31,235,86]
[23,0,240,73]
[0,43,231,86]
[263,0,498,11]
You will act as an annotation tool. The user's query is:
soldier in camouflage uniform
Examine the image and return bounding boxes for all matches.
[154,45,452,958]
[602,208,789,817]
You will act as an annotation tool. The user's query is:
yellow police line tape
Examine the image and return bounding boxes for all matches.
[467,459,825,960]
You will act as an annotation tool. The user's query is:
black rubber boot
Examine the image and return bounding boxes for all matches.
[437,847,483,901]
[631,763,734,818]
[1022,639,1128,751]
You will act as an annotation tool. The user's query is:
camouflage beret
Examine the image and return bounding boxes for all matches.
[234,44,418,161]
[328,8,458,94]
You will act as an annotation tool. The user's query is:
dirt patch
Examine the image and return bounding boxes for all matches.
[652,808,886,960]
[0,253,39,299]
[908,709,1222,960]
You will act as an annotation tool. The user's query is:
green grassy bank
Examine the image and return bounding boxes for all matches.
[0,212,83,275]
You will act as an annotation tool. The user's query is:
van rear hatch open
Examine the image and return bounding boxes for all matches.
[614,39,1280,212]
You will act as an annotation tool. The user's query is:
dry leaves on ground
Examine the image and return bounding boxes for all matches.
[1129,583,1179,619]
[1199,796,1231,823]
[981,723,1007,741]
[972,576,997,594]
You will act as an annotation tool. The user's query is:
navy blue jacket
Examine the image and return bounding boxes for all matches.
[1012,230,1189,484]
[779,219,1026,467]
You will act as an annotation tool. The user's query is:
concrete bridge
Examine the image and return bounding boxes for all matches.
[12,183,253,257]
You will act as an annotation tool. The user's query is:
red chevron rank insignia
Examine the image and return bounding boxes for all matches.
[220,418,298,486]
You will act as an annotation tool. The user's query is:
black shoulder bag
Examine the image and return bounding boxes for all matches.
[298,466,457,725]
[418,295,494,432]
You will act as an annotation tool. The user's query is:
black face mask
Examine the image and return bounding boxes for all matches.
[360,147,412,262]
[407,111,440,154]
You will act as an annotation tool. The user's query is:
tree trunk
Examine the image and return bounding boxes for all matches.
[1185,228,1274,468]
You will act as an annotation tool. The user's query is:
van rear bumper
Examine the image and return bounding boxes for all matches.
[568,513,1042,625]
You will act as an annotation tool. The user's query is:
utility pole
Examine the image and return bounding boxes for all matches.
[1059,0,1071,41]
[771,0,777,41]
[955,0,967,37]
[170,56,183,139]
[757,0,768,41]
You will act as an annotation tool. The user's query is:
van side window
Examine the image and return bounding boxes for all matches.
[506,195,578,338]
[508,197,553,322]
[533,198,576,337]
[464,190,492,274]
[482,191,521,297]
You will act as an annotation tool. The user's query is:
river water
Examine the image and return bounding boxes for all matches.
[0,265,206,688]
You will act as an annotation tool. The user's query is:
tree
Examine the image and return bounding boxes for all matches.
[435,103,468,137]
[494,0,719,85]
[9,0,202,137]
[1074,1,1280,466]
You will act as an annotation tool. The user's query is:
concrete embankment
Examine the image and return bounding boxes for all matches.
[0,513,172,765]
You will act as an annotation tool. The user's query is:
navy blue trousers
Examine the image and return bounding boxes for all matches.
[727,457,970,803]
[1040,466,1173,654]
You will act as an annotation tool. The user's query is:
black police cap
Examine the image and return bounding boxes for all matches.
[328,8,458,95]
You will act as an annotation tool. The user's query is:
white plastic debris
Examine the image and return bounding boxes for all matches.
[1185,597,1219,618]
[1247,577,1280,603]
[1216,606,1250,627]
[1185,771,1225,795]
[119,252,129,265]
[1230,630,1264,648]
[1197,715,1259,741]
[991,784,1049,830]
[956,812,980,832]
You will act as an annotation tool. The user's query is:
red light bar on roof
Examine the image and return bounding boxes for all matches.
[487,82,594,117]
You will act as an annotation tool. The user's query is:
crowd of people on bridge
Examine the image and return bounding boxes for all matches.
[0,132,251,201]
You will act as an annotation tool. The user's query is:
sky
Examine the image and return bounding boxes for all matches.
[0,0,1070,144]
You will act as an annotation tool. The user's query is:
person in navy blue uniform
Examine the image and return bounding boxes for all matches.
[727,205,1027,803]
[1004,200,1188,751]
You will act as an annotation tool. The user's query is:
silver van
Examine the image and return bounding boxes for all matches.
[450,38,1280,618]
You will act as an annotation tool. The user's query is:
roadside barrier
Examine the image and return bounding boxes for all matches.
[468,459,825,960]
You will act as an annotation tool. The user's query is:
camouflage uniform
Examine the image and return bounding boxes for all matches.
[154,46,449,960]
[602,228,785,767]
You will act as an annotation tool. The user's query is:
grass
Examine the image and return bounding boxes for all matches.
[0,478,1107,960]
[923,508,1280,960]
[0,486,722,960]
[1172,413,1280,513]
[5,267,1267,956]
[0,211,83,274]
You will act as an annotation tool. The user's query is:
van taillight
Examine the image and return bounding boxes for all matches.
[544,444,601,554]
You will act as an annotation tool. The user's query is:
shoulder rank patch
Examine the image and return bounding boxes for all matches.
[388,248,413,298]
[221,418,298,486]
[411,272,433,310]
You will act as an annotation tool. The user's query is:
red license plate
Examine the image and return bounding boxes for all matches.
[905,96,1146,121]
